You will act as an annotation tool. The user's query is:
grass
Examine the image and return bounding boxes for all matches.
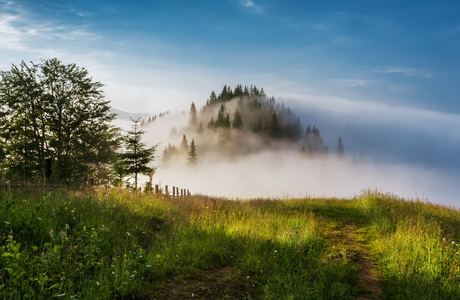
[0,188,459,299]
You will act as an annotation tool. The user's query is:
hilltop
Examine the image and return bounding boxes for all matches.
[133,84,340,169]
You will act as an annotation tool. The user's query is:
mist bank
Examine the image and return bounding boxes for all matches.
[284,94,460,172]
[154,150,459,206]
[113,91,460,207]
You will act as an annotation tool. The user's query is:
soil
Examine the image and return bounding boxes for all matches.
[152,266,261,300]
[329,224,384,300]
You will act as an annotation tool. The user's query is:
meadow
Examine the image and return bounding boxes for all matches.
[1,187,460,299]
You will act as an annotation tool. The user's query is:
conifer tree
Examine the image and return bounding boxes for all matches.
[180,134,188,153]
[189,102,198,127]
[232,110,243,128]
[216,104,226,127]
[187,139,198,167]
[337,136,345,158]
[115,117,157,189]
[269,112,280,137]
[207,91,217,105]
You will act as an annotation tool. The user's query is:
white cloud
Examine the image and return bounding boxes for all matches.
[334,78,372,88]
[283,93,460,140]
[237,0,262,13]
[375,67,432,78]
[242,0,255,7]
[0,2,97,54]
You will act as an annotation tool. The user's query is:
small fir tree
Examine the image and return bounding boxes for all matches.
[115,117,157,189]
[189,102,198,128]
[232,110,243,128]
[180,134,188,153]
[337,135,345,158]
[187,139,198,167]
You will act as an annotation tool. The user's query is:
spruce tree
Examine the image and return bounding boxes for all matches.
[232,110,243,128]
[189,102,198,128]
[337,136,345,158]
[115,117,157,189]
[181,134,188,153]
[187,139,198,167]
[269,112,280,137]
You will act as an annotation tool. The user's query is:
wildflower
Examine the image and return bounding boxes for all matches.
[96,281,100,286]
[71,210,75,214]
[274,250,278,253]
[126,232,131,236]
[246,276,250,279]
[452,241,456,245]
[156,254,161,259]
[37,217,42,221]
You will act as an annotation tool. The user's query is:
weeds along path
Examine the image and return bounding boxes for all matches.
[324,221,384,300]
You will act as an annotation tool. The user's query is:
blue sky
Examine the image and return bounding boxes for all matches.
[1,0,459,113]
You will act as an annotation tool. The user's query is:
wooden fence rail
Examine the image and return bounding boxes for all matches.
[154,184,191,197]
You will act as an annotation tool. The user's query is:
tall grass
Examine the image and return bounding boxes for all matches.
[0,188,358,299]
[2,188,459,299]
[359,192,460,299]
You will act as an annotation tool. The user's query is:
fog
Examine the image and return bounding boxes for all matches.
[114,97,460,208]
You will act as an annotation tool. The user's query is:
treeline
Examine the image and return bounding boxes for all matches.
[204,84,303,140]
[0,59,158,188]
[160,84,345,166]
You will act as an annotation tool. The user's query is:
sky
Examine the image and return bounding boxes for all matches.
[1,0,459,203]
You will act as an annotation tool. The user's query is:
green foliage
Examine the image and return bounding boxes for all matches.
[359,193,460,299]
[187,139,198,167]
[232,110,243,129]
[302,124,329,155]
[115,117,157,189]
[0,59,119,185]
[203,84,304,143]
[188,102,198,128]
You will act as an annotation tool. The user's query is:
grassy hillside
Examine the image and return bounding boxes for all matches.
[0,188,459,299]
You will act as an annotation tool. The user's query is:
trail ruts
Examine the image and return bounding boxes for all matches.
[327,223,384,300]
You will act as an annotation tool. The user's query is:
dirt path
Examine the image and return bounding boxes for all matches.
[327,224,384,299]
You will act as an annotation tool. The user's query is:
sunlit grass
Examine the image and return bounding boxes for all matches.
[1,188,460,299]
[358,193,460,299]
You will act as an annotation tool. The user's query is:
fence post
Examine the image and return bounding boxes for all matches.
[173,186,176,198]
[187,189,190,196]
[165,185,169,197]
[155,184,159,194]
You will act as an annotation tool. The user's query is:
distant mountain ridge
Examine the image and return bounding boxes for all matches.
[110,108,152,121]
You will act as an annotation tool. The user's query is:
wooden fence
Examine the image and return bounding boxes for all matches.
[155,185,191,197]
